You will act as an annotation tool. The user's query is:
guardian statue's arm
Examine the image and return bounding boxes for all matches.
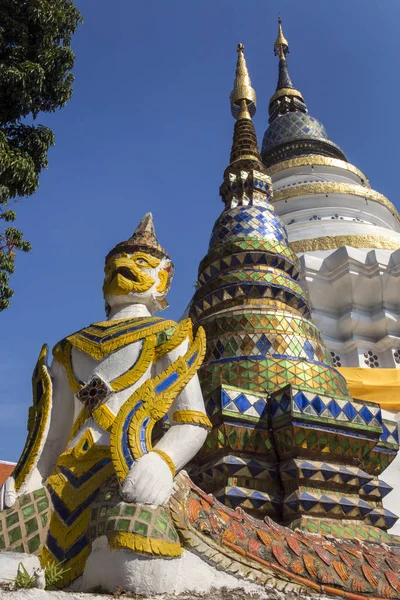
[121,328,210,506]
[0,346,75,509]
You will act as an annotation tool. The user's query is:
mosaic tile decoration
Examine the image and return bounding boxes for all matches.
[189,153,399,533]
[198,238,300,275]
[261,111,329,153]
[273,420,378,463]
[283,489,376,522]
[202,312,326,349]
[215,485,280,515]
[209,205,288,251]
[362,444,399,477]
[198,420,274,459]
[89,477,180,548]
[192,455,279,488]
[0,487,50,554]
[200,357,350,400]
[280,458,373,491]
[219,384,269,422]
[360,477,393,499]
[205,330,330,365]
[289,515,400,544]
[198,252,300,285]
[364,506,399,530]
[191,280,311,321]
[271,387,383,434]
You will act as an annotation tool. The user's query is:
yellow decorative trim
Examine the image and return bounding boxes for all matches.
[56,441,111,475]
[41,544,90,587]
[68,408,90,443]
[56,331,168,395]
[47,461,114,511]
[14,345,53,491]
[73,429,95,459]
[173,410,212,429]
[48,507,92,551]
[111,327,206,483]
[269,87,304,104]
[290,234,400,253]
[66,319,175,360]
[93,404,115,432]
[266,156,370,186]
[273,182,400,221]
[67,405,115,444]
[108,531,182,557]
[61,341,81,394]
[154,319,194,362]
[110,334,155,392]
[153,449,176,476]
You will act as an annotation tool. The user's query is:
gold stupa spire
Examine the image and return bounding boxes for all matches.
[274,14,289,59]
[227,44,263,168]
[230,43,256,119]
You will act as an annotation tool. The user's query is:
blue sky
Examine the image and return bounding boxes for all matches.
[1,0,400,461]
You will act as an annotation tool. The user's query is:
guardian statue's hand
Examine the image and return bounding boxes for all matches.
[121,452,173,506]
[0,477,17,511]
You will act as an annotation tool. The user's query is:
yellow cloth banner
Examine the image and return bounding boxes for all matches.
[338,367,400,413]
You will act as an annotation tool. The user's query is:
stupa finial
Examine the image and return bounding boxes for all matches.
[274,13,289,60]
[230,42,256,119]
[224,44,265,179]
[268,15,307,123]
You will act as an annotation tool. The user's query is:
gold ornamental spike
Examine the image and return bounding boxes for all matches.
[274,14,289,59]
[230,43,256,119]
[105,212,170,261]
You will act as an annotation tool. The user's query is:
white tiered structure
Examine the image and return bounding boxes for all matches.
[270,158,400,370]
[261,18,400,529]
[261,18,400,371]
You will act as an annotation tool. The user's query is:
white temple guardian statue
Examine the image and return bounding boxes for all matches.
[0,213,220,593]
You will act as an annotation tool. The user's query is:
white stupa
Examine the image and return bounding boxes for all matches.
[262,16,400,528]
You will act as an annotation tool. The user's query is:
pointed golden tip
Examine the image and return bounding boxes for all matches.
[230,42,256,119]
[274,13,289,58]
[237,98,251,121]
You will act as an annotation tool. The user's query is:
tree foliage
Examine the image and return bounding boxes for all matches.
[0,0,82,310]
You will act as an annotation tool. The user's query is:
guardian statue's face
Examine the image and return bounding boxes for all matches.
[103,250,173,312]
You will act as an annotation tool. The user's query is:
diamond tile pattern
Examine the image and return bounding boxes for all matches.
[261,111,329,153]
[189,160,399,533]
[220,385,268,421]
[271,387,383,430]
[209,205,288,250]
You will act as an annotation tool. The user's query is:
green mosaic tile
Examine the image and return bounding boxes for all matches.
[106,520,116,531]
[134,521,148,536]
[6,512,19,528]
[19,495,31,508]
[28,534,40,554]
[0,534,4,550]
[168,527,178,541]
[25,517,38,536]
[22,505,35,518]
[122,505,136,517]
[33,488,46,500]
[13,543,24,553]
[117,519,130,531]
[9,526,22,544]
[41,513,48,527]
[36,498,48,512]
[139,509,152,523]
